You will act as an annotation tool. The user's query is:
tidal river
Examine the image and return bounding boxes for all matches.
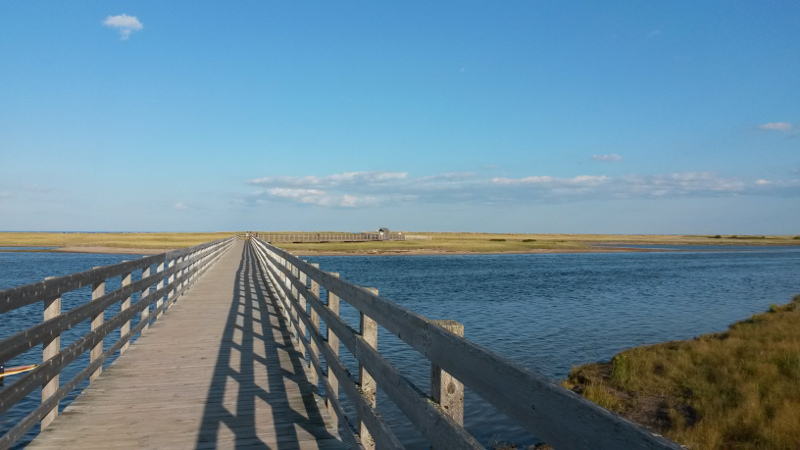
[1,246,799,447]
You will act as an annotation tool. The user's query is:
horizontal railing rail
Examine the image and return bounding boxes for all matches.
[252,237,682,450]
[0,236,238,449]
[254,232,406,243]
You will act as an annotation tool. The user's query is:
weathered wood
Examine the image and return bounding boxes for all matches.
[155,261,165,321]
[166,258,175,308]
[2,240,235,447]
[431,320,465,427]
[2,250,221,448]
[89,271,104,383]
[140,263,151,333]
[255,250,395,449]
[0,267,199,417]
[0,242,233,423]
[0,256,200,365]
[256,244,478,449]
[308,263,320,387]
[298,266,309,374]
[0,238,231,315]
[259,239,680,450]
[119,267,132,355]
[41,278,60,431]
[326,272,341,432]
[359,287,378,450]
[257,257,365,449]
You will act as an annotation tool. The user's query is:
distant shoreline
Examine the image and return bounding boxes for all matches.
[289,246,668,256]
[0,245,668,256]
[1,231,798,256]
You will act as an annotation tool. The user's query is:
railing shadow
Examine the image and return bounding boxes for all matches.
[195,243,339,449]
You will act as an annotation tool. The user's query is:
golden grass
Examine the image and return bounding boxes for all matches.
[2,231,798,254]
[273,232,800,254]
[563,295,800,449]
[0,232,237,249]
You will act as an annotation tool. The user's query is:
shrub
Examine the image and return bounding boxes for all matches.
[522,239,536,242]
[489,238,506,242]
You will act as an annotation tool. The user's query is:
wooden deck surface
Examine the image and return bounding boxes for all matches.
[29,240,344,449]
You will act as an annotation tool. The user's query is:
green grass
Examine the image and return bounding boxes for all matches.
[563,294,800,449]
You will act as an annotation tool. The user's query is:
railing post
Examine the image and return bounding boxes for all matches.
[90,269,105,383]
[41,277,61,430]
[141,262,151,333]
[431,320,465,427]
[359,287,379,450]
[297,264,308,361]
[326,272,340,431]
[307,263,319,386]
[180,255,188,291]
[155,261,165,320]
[166,258,175,307]
[120,264,132,355]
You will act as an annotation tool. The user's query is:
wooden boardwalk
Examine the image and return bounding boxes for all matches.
[28,240,344,449]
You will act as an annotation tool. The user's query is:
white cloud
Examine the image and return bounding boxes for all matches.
[592,154,623,162]
[758,122,793,132]
[104,14,143,40]
[245,170,800,208]
[647,30,662,38]
[174,202,188,210]
[492,175,610,187]
[249,171,407,189]
[266,188,379,208]
[0,191,9,198]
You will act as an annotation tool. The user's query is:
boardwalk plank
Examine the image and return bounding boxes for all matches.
[28,240,344,449]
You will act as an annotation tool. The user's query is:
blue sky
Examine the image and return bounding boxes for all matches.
[1,2,798,233]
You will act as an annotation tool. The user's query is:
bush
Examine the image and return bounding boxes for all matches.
[489,238,506,242]
[522,239,536,242]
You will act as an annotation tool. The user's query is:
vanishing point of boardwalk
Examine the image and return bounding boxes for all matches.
[28,241,343,449]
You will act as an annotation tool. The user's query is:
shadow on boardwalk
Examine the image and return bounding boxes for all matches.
[196,243,341,449]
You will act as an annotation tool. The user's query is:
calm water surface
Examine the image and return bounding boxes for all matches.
[303,247,800,447]
[1,247,799,447]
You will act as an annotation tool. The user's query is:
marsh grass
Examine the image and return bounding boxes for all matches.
[3,231,799,254]
[277,232,800,254]
[0,232,236,249]
[563,294,800,449]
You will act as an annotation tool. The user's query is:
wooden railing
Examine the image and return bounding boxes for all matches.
[255,232,406,243]
[0,236,237,448]
[251,238,682,450]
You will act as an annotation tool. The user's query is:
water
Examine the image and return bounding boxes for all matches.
[301,246,800,447]
[0,251,146,448]
[593,244,800,252]
[1,247,799,447]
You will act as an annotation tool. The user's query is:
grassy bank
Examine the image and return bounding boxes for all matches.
[0,232,237,250]
[273,232,800,254]
[563,295,800,449]
[2,231,798,254]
